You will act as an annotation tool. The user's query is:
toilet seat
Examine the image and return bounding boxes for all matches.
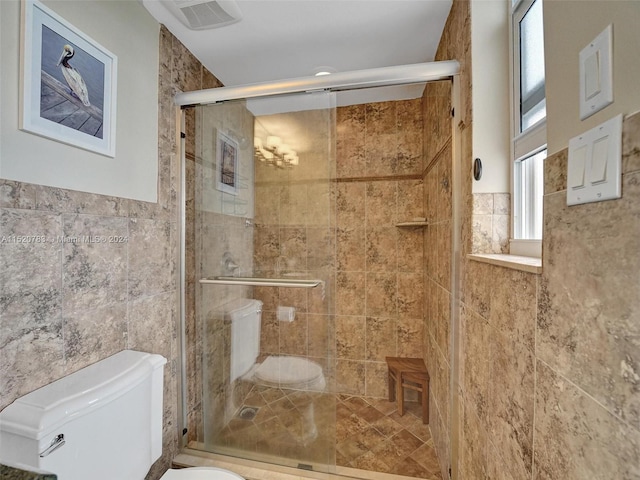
[160,467,245,479]
[253,355,325,390]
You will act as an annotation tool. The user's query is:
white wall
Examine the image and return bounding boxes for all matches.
[544,0,640,154]
[471,0,510,194]
[0,0,159,202]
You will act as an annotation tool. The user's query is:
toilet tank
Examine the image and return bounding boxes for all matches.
[225,298,262,382]
[0,350,167,480]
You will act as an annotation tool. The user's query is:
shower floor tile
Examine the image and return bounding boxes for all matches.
[214,386,442,479]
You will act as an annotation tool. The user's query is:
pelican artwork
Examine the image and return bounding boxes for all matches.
[57,44,90,107]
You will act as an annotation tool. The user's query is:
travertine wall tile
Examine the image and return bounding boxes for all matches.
[366,181,398,227]
[534,362,640,480]
[460,401,488,479]
[0,26,190,476]
[128,218,172,300]
[0,180,36,209]
[336,271,366,316]
[487,329,534,480]
[622,110,640,174]
[462,306,490,425]
[336,359,366,395]
[473,192,494,215]
[489,268,536,351]
[538,172,640,427]
[63,303,128,373]
[336,315,366,360]
[365,227,397,272]
[323,98,424,397]
[544,148,568,195]
[365,316,397,361]
[62,214,128,312]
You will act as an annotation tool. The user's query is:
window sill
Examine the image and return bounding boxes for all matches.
[468,253,542,274]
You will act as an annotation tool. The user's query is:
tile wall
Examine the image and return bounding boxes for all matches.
[334,100,425,397]
[252,108,335,389]
[421,0,471,476]
[0,25,220,480]
[430,1,640,479]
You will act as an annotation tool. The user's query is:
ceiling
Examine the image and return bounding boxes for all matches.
[142,0,452,94]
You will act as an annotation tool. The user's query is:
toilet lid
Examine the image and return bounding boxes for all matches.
[254,356,323,387]
[160,467,245,480]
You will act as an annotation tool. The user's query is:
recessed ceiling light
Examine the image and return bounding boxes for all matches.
[313,66,336,77]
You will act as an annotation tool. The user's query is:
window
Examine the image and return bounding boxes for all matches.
[511,0,546,257]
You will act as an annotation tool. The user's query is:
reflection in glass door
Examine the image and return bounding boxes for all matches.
[183,91,336,472]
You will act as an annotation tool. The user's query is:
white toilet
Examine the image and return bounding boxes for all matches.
[227,298,326,391]
[0,350,245,480]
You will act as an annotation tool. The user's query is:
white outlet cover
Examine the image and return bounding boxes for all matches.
[579,25,613,120]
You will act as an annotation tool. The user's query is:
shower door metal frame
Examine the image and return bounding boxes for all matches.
[175,61,463,479]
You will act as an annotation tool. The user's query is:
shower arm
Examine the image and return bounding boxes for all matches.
[174,60,460,107]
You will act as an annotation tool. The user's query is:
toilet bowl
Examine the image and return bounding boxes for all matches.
[227,299,326,391]
[161,467,245,479]
[249,354,326,391]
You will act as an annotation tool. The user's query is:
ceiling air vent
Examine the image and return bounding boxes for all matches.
[162,0,243,30]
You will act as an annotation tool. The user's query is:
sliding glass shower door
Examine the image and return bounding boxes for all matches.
[183,91,336,472]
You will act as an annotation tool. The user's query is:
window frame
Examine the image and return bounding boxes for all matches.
[510,0,546,258]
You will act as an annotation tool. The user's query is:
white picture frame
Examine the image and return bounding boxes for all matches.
[20,0,117,157]
[216,130,239,195]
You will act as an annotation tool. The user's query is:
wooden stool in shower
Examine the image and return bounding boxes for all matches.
[385,356,430,424]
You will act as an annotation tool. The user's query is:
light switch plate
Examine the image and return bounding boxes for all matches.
[567,114,622,206]
[579,25,613,120]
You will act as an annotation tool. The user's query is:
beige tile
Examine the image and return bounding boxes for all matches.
[460,401,488,479]
[397,228,423,273]
[397,317,423,358]
[336,105,366,179]
[623,110,640,173]
[336,227,366,272]
[62,214,128,312]
[462,306,490,425]
[307,314,331,358]
[398,273,424,319]
[128,218,172,300]
[366,102,397,135]
[538,175,640,425]
[489,266,536,351]
[397,179,424,222]
[366,317,397,361]
[487,331,534,480]
[279,313,308,356]
[0,180,36,209]
[336,183,366,229]
[365,272,397,318]
[544,148,568,195]
[335,316,366,360]
[365,361,389,398]
[366,133,398,177]
[63,303,128,373]
[336,271,365,316]
[366,181,398,228]
[534,362,640,479]
[336,360,366,395]
[473,193,494,215]
[365,227,398,272]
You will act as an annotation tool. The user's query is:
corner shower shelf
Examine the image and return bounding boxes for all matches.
[199,276,323,288]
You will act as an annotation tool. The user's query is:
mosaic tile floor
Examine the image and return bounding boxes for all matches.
[214,385,443,479]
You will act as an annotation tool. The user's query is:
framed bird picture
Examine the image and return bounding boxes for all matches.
[20,0,117,157]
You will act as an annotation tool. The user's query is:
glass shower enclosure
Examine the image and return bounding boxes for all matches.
[183,91,337,472]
